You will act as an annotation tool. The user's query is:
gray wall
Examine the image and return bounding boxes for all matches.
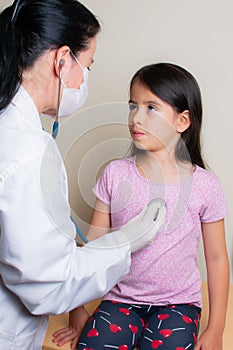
[1,0,232,282]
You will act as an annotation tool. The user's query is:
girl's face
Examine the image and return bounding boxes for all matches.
[128,80,186,155]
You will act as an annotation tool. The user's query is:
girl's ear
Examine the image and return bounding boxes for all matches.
[176,110,191,133]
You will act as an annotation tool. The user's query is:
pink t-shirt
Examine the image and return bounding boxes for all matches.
[93,157,228,307]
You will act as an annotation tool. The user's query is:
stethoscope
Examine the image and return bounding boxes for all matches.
[51,58,64,139]
[51,58,89,244]
[70,216,89,244]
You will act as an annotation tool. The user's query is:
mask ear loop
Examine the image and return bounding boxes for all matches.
[52,59,64,139]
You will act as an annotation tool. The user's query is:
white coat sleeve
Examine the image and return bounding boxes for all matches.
[0,145,131,315]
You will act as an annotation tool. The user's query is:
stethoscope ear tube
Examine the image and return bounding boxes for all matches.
[52,64,63,139]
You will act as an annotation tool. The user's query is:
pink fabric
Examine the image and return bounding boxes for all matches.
[93,157,228,307]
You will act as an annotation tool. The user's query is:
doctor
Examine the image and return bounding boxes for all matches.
[0,0,166,349]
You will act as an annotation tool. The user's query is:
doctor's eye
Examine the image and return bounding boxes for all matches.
[87,63,93,71]
[87,59,94,71]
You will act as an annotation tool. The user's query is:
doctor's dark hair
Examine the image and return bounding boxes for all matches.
[129,63,205,169]
[0,0,100,112]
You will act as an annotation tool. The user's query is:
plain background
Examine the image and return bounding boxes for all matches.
[1,0,232,282]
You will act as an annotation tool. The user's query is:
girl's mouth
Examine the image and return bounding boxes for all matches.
[132,131,144,139]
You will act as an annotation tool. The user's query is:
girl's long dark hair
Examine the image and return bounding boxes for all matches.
[130,63,205,169]
[0,0,100,112]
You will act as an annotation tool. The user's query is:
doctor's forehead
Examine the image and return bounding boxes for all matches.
[78,37,97,65]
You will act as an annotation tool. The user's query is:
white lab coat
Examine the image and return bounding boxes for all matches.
[0,86,131,349]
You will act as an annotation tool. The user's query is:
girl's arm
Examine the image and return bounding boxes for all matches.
[195,219,229,350]
[52,198,111,348]
[86,198,111,241]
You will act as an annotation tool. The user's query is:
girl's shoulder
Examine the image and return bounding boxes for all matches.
[194,165,221,184]
[193,165,225,195]
[106,157,135,173]
[98,157,136,184]
[193,166,228,222]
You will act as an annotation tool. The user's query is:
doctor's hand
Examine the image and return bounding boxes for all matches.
[52,306,90,349]
[120,198,166,253]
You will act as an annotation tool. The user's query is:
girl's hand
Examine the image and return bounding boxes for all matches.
[52,306,90,349]
[195,328,223,350]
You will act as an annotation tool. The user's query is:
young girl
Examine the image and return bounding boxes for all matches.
[53,63,229,350]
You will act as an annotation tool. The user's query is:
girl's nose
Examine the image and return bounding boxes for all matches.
[130,107,145,125]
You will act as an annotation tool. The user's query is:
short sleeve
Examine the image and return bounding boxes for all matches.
[92,163,112,205]
[199,173,229,223]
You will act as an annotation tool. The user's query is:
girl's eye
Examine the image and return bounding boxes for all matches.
[148,105,156,112]
[129,103,137,112]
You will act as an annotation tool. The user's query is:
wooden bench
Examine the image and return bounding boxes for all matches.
[42,282,233,350]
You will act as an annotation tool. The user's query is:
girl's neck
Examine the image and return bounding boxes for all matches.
[135,151,193,184]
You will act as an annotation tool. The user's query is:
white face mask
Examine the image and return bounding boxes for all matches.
[58,59,89,117]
